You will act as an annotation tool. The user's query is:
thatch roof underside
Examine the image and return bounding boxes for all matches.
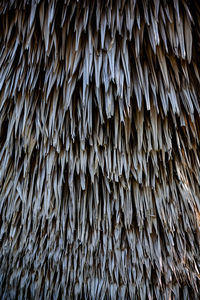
[0,0,200,299]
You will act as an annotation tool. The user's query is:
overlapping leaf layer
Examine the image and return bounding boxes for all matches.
[0,0,200,299]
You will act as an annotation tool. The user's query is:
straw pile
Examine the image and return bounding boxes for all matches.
[0,0,200,299]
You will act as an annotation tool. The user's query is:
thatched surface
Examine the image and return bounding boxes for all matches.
[0,0,200,299]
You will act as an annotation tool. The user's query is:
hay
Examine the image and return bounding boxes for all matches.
[0,0,200,299]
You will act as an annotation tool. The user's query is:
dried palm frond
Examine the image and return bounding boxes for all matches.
[0,0,200,299]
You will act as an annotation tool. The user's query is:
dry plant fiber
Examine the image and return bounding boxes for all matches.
[0,0,200,299]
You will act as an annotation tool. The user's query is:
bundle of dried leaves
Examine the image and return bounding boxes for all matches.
[0,0,200,299]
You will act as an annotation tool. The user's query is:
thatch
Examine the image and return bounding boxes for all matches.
[0,0,200,299]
